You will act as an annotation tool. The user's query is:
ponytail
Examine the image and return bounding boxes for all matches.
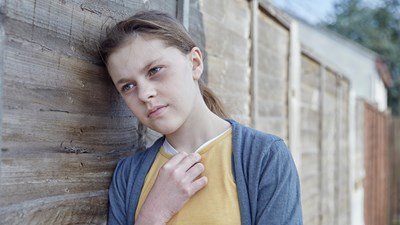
[198,79,228,118]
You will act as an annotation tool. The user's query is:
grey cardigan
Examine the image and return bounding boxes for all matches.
[108,119,303,225]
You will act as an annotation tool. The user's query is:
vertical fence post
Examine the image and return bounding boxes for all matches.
[177,0,190,30]
[288,20,302,172]
[249,0,259,129]
[390,118,400,224]
[318,65,326,224]
[334,74,342,225]
[0,3,4,176]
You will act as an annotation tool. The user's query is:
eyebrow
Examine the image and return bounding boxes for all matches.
[115,57,164,85]
[116,78,133,85]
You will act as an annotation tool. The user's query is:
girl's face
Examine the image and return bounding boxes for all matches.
[106,35,204,135]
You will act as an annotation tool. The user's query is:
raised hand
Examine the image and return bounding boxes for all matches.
[136,152,208,225]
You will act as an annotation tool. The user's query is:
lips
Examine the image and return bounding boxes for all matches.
[147,105,167,118]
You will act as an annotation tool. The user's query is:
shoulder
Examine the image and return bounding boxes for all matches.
[228,119,295,171]
[227,120,302,224]
[112,137,164,180]
[113,150,147,176]
[228,119,288,155]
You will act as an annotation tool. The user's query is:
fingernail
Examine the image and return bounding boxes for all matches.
[193,152,201,159]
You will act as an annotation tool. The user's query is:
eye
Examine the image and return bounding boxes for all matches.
[121,83,136,93]
[149,66,162,76]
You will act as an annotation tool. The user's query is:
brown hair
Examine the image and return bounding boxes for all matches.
[99,10,227,118]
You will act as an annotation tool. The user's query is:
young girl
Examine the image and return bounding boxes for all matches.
[100,10,302,225]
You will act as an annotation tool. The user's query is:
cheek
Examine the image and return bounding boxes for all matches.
[172,66,195,90]
[122,96,142,115]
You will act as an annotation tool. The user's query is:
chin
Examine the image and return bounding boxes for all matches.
[147,122,179,136]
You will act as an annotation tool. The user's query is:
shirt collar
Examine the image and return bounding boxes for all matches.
[162,128,231,156]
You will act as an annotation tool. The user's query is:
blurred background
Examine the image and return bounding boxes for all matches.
[270,1,400,224]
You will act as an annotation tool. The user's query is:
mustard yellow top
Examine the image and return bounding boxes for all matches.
[135,129,241,224]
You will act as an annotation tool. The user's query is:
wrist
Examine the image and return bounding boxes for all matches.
[136,206,170,225]
[136,214,166,225]
[136,215,166,225]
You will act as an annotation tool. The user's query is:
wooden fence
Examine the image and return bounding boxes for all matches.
[0,0,392,224]
[0,0,176,224]
[299,53,351,225]
[390,118,400,224]
[364,103,390,225]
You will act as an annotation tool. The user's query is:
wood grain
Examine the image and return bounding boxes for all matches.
[200,0,251,125]
[0,0,177,224]
[299,53,351,225]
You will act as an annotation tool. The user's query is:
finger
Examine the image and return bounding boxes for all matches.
[189,176,208,195]
[163,152,188,168]
[184,162,205,183]
[179,153,201,172]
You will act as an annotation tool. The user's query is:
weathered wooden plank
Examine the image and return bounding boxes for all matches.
[200,0,251,125]
[300,53,321,225]
[202,16,249,62]
[4,0,177,60]
[188,2,205,49]
[256,117,287,138]
[337,78,351,225]
[320,69,338,225]
[200,0,250,39]
[2,41,137,152]
[364,103,390,225]
[0,194,108,225]
[1,0,178,224]
[301,55,320,88]
[206,54,251,125]
[0,156,113,203]
[4,43,124,114]
[390,118,400,222]
[257,11,289,138]
[257,76,286,102]
[207,56,250,89]
[257,100,286,117]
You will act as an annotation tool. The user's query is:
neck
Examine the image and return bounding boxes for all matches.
[165,104,230,154]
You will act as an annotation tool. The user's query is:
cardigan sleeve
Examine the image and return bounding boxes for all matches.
[256,140,303,225]
[108,158,129,225]
[107,138,164,225]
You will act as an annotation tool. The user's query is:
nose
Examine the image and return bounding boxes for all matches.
[137,81,156,102]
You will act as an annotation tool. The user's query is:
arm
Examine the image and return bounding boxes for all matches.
[256,140,303,225]
[108,159,129,225]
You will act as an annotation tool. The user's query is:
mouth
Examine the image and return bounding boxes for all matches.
[147,105,168,118]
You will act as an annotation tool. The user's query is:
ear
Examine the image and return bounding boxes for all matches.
[190,47,203,80]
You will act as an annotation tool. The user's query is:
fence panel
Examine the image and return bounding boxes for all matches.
[300,54,321,225]
[256,10,289,139]
[200,0,251,125]
[390,117,400,224]
[320,69,338,225]
[299,53,351,225]
[364,103,390,225]
[0,0,177,224]
[337,76,350,225]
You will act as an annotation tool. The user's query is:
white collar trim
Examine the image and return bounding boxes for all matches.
[162,128,231,155]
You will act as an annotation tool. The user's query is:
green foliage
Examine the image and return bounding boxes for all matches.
[323,0,400,115]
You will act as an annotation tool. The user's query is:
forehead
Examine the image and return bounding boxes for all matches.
[106,35,186,78]
[108,36,162,66]
[111,35,167,61]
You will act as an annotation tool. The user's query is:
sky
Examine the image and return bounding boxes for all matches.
[270,0,338,24]
[270,0,381,25]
